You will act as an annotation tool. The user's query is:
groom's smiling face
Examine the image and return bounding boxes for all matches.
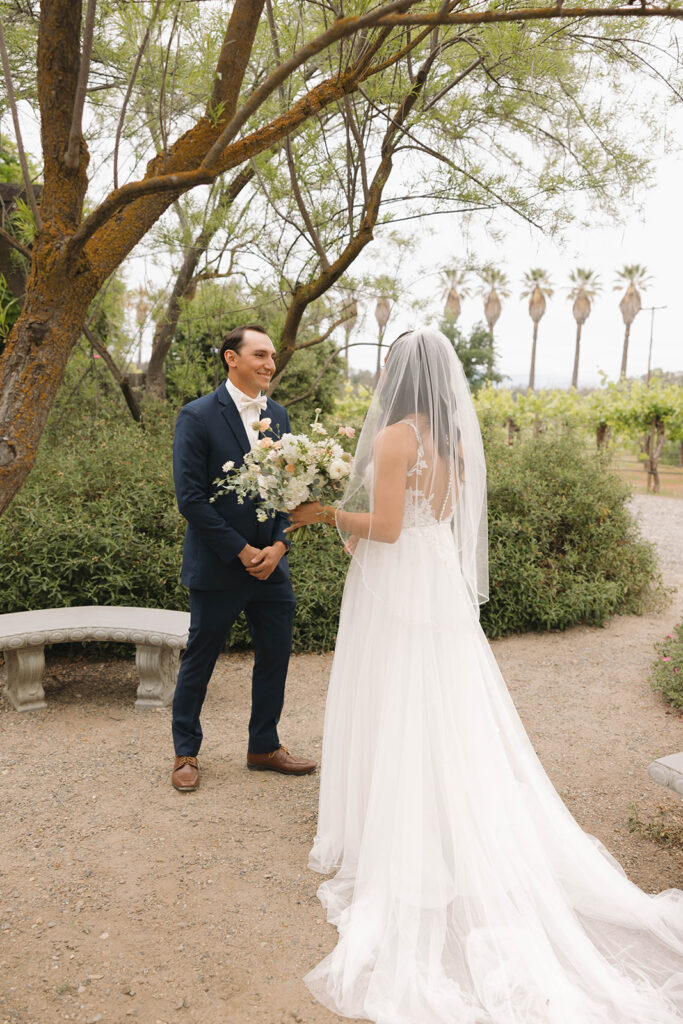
[226,330,277,397]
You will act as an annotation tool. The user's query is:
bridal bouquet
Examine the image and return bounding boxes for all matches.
[211,411,354,523]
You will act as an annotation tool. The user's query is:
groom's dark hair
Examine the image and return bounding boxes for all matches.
[219,324,269,372]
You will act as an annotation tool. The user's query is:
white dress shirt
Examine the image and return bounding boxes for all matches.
[225,377,267,449]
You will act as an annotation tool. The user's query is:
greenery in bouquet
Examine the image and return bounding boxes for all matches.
[649,621,683,711]
[211,410,354,522]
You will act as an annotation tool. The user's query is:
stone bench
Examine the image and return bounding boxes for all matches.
[0,606,189,712]
[647,752,683,797]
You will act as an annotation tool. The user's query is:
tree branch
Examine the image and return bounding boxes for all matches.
[209,0,266,116]
[63,0,97,170]
[273,30,444,382]
[0,19,42,231]
[0,223,31,261]
[277,341,370,405]
[266,0,331,272]
[145,165,256,397]
[281,346,342,406]
[295,307,358,350]
[343,96,370,210]
[376,4,683,29]
[114,0,160,190]
[199,1,416,172]
[73,1,682,274]
[71,15,418,259]
[82,322,143,424]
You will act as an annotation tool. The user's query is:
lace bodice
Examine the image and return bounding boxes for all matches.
[363,421,452,530]
[402,420,447,528]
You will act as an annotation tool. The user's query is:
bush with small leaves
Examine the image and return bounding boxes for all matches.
[0,415,664,652]
[649,621,683,711]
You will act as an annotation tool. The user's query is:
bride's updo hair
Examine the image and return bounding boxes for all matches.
[383,329,458,459]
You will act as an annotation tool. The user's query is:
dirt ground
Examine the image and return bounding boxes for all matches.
[1,496,682,1024]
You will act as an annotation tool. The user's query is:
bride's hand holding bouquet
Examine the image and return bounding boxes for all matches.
[211,411,354,532]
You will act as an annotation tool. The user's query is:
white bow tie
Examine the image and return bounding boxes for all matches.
[238,393,268,415]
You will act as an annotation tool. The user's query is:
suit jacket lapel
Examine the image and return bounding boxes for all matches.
[216,383,251,456]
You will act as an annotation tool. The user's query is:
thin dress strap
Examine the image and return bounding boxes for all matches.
[400,419,425,468]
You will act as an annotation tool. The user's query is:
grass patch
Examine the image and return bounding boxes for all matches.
[629,804,683,850]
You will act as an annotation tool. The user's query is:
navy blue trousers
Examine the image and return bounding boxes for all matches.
[172,578,295,756]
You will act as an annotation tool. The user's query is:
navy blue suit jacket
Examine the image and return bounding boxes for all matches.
[173,383,292,590]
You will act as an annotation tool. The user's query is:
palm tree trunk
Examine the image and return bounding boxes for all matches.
[620,322,631,379]
[571,323,582,388]
[528,322,539,391]
[375,333,383,385]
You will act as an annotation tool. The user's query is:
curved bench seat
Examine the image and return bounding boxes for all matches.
[0,606,190,712]
[647,752,683,797]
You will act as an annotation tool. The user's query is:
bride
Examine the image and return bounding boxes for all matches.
[287,327,683,1024]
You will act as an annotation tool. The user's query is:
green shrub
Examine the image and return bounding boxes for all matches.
[649,620,683,710]
[480,430,664,638]
[0,407,188,618]
[0,415,664,653]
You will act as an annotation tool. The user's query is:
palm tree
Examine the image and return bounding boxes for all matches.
[374,293,391,383]
[340,292,358,379]
[477,264,510,377]
[477,263,510,338]
[440,265,470,322]
[521,268,553,391]
[568,268,601,389]
[614,264,651,379]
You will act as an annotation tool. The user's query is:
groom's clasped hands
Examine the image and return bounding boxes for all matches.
[238,539,288,580]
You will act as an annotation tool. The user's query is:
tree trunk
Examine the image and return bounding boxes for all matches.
[528,321,539,390]
[374,333,384,385]
[145,251,199,399]
[596,422,610,447]
[145,168,255,399]
[0,266,94,514]
[620,321,631,379]
[571,322,581,388]
[0,0,266,513]
[645,415,665,493]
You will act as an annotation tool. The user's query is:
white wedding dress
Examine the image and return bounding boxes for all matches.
[305,422,683,1024]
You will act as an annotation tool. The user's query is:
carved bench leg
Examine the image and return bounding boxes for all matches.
[3,647,48,712]
[134,644,178,709]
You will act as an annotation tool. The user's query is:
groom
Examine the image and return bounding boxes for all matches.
[170,324,316,791]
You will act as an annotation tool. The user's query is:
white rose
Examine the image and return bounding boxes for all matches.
[328,459,347,481]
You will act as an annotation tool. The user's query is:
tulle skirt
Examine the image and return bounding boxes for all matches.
[305,523,683,1023]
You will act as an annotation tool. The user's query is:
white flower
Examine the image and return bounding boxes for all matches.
[221,460,235,473]
[283,477,311,508]
[310,421,327,435]
[328,458,348,481]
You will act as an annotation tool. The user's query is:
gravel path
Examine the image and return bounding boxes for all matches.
[1,496,681,1024]
[630,493,683,581]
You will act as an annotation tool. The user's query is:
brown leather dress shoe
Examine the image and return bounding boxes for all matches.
[172,755,200,791]
[247,745,316,776]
